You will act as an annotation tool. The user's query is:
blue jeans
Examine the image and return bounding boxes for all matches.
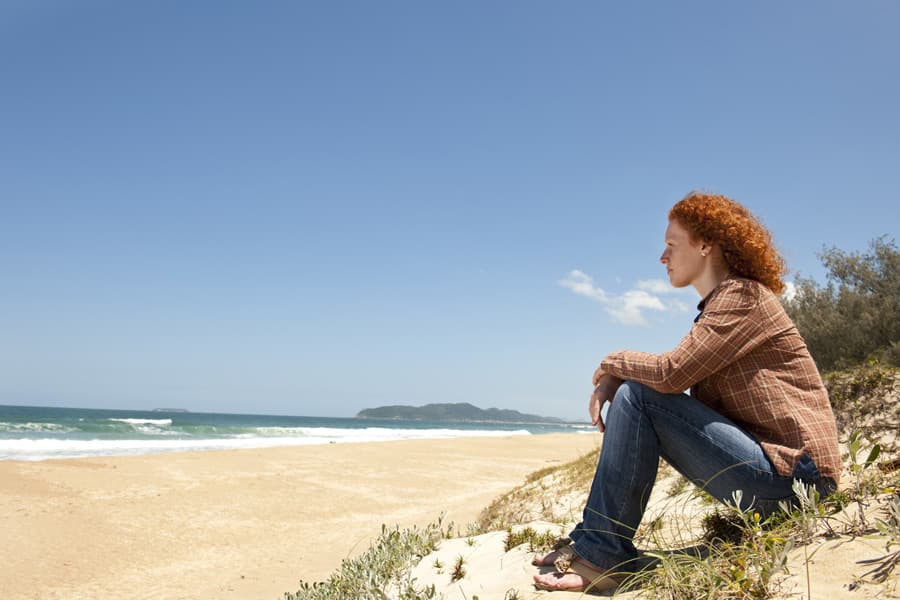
[569,381,834,571]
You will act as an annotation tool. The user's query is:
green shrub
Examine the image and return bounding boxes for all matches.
[784,236,899,371]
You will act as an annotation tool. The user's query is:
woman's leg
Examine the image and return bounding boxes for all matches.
[566,380,810,572]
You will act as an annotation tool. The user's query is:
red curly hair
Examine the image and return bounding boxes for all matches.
[669,192,787,294]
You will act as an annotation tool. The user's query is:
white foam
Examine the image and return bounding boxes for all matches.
[254,426,531,441]
[108,418,173,426]
[0,422,74,434]
[0,428,531,461]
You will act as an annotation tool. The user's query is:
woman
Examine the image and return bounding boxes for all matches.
[533,192,841,593]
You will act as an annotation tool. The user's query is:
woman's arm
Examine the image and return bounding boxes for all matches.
[600,279,769,394]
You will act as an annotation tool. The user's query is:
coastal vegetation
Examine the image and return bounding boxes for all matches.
[283,521,443,600]
[784,236,899,371]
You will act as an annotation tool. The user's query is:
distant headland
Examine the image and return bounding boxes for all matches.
[355,402,562,424]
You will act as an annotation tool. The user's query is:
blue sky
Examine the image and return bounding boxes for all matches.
[1,2,898,420]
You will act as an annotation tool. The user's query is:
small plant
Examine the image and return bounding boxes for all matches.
[442,519,457,539]
[783,479,832,542]
[666,475,690,497]
[859,493,900,583]
[633,490,795,599]
[476,448,599,531]
[876,494,900,546]
[847,429,883,532]
[450,555,466,582]
[432,557,443,572]
[503,526,559,553]
[284,519,442,600]
[691,487,718,506]
[701,509,746,546]
[465,537,476,547]
[503,588,521,600]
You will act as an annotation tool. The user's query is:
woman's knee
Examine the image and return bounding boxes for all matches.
[612,380,648,406]
[608,381,678,425]
[607,380,649,419]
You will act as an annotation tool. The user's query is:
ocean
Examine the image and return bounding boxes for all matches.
[0,405,590,461]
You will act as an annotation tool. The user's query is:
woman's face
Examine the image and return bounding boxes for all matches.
[660,219,706,288]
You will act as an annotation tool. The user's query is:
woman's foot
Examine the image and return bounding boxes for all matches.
[531,549,563,567]
[531,537,573,566]
[533,556,624,594]
[532,570,590,591]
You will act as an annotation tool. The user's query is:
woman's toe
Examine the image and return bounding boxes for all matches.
[533,571,587,591]
[531,550,558,566]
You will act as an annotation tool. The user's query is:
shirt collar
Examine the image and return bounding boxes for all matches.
[694,298,706,323]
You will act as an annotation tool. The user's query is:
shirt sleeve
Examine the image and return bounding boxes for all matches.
[601,279,767,394]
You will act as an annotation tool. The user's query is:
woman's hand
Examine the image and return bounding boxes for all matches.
[590,374,623,432]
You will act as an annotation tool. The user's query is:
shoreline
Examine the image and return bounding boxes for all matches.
[0,404,587,461]
[0,432,600,599]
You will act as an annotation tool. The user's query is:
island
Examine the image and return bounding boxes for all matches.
[355,402,562,423]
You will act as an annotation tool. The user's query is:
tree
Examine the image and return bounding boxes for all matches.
[784,236,899,371]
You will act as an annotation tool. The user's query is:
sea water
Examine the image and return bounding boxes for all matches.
[0,405,591,461]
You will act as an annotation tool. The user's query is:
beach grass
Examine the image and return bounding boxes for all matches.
[283,520,444,600]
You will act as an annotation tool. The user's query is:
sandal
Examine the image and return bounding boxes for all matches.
[531,536,573,567]
[533,552,625,594]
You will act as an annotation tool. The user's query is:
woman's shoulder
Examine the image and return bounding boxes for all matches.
[707,276,764,306]
[707,277,789,322]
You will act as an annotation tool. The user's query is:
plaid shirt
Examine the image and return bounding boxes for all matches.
[601,277,841,484]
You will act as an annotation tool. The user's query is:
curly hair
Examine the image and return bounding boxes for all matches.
[669,192,787,294]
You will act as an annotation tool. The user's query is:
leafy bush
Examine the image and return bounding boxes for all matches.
[784,236,899,371]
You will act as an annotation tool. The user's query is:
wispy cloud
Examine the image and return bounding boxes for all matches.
[782,280,797,302]
[559,271,691,326]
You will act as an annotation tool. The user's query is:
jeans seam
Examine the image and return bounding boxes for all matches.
[617,402,644,536]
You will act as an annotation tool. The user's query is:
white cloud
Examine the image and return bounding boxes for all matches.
[558,270,609,302]
[559,271,688,326]
[611,290,667,326]
[782,280,797,302]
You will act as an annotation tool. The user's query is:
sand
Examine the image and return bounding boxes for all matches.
[0,433,601,600]
[406,479,900,600]
[405,436,900,600]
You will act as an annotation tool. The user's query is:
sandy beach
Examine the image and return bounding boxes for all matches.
[0,432,600,600]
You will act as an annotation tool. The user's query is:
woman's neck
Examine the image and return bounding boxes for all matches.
[692,254,732,299]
